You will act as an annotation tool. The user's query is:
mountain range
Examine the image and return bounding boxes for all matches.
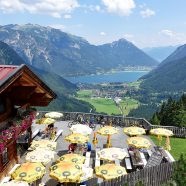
[0,24,158,76]
[143,45,178,62]
[140,44,186,92]
[0,41,94,112]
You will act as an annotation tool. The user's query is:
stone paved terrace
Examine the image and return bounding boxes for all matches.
[20,120,155,186]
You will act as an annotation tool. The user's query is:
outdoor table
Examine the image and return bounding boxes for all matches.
[129,150,144,168]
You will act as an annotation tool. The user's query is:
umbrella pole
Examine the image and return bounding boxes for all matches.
[157,135,162,146]
[106,134,111,148]
[92,132,98,145]
[165,136,171,151]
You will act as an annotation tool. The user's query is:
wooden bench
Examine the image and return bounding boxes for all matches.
[32,129,40,139]
[84,151,91,167]
[8,164,20,175]
[123,148,130,158]
[147,149,153,157]
[86,151,91,158]
[95,148,101,167]
[164,150,175,162]
[0,176,11,183]
[125,158,132,171]
[139,152,147,166]
[115,159,120,166]
[53,129,63,141]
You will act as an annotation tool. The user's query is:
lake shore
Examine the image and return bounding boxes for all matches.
[65,71,148,84]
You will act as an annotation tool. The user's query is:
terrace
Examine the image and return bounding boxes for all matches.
[1,111,180,186]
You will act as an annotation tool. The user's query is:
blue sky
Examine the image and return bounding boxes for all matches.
[0,0,186,48]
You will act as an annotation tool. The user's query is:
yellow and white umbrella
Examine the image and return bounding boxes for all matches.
[11,162,45,183]
[97,126,119,136]
[97,147,127,161]
[45,112,63,119]
[97,126,119,148]
[70,124,92,136]
[56,153,85,164]
[0,181,29,186]
[127,137,151,149]
[26,149,55,164]
[95,164,127,180]
[65,133,89,144]
[35,117,55,125]
[150,128,173,150]
[80,165,93,182]
[30,140,57,151]
[50,162,83,183]
[150,128,173,137]
[123,126,146,136]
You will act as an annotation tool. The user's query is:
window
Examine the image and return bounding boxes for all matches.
[2,148,8,165]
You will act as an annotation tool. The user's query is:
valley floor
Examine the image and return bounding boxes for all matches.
[76,90,139,115]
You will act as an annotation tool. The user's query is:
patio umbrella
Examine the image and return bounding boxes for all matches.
[65,133,89,144]
[70,124,92,136]
[80,165,93,183]
[56,153,85,164]
[97,126,119,147]
[97,126,119,136]
[0,180,29,186]
[11,162,45,183]
[45,112,63,119]
[123,126,146,136]
[95,164,127,180]
[30,140,57,151]
[127,137,151,149]
[25,149,55,164]
[49,161,83,183]
[150,128,173,150]
[35,117,55,125]
[97,147,127,161]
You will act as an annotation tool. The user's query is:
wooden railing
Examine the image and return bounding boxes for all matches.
[93,162,175,186]
[38,111,186,138]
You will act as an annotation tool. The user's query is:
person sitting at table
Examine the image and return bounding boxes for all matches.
[44,126,50,138]
[48,123,54,129]
[128,146,135,151]
[50,127,57,140]
[83,141,92,156]
[87,141,92,152]
[68,143,77,153]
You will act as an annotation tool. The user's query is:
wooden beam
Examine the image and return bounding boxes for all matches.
[8,86,37,100]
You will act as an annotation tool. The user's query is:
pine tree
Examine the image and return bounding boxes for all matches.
[151,112,160,125]
[172,154,186,185]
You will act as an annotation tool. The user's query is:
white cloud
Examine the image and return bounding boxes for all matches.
[159,29,186,45]
[160,29,174,37]
[100,32,106,36]
[123,34,134,40]
[49,24,66,31]
[95,5,101,12]
[0,0,79,18]
[102,0,135,16]
[82,4,102,12]
[140,8,155,18]
[139,3,146,9]
[64,14,72,19]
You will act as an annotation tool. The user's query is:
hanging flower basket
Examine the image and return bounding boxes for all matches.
[30,111,36,120]
[0,143,5,153]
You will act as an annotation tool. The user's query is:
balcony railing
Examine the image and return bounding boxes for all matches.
[38,111,186,138]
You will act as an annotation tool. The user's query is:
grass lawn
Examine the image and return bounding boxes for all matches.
[150,135,186,160]
[79,97,121,115]
[77,90,92,98]
[119,98,139,115]
[77,90,139,115]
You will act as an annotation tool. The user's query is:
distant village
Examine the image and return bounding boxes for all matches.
[78,82,139,99]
